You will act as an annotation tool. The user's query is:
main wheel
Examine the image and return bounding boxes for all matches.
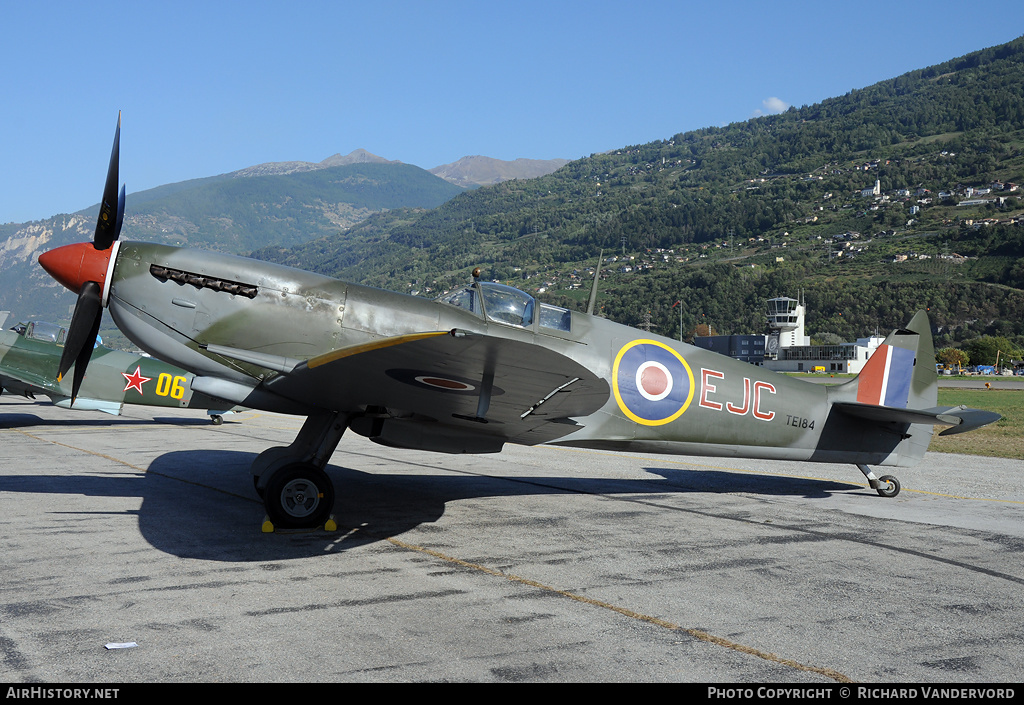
[264,463,335,529]
[876,474,901,498]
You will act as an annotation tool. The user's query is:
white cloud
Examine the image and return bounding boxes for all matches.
[752,96,790,117]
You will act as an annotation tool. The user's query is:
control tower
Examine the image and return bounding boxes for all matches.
[765,296,809,357]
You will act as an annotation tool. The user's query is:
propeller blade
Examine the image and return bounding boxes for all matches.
[57,281,103,401]
[114,184,126,238]
[94,114,122,250]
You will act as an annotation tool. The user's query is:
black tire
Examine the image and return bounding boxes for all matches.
[264,463,334,529]
[876,474,901,498]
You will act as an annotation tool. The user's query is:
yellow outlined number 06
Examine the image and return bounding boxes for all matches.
[155,373,186,400]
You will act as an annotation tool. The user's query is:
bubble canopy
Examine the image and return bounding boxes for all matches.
[439,281,570,332]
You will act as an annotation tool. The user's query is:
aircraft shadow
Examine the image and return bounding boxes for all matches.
[643,466,857,497]
[0,411,225,428]
[1,448,861,562]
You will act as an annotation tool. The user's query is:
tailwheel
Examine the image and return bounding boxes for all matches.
[264,463,335,529]
[857,464,902,499]
[875,474,901,498]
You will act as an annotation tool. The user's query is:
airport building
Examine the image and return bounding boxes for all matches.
[762,296,884,373]
[693,296,885,373]
[765,336,885,373]
[692,334,766,364]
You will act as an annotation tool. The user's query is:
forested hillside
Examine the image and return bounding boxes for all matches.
[254,37,1024,355]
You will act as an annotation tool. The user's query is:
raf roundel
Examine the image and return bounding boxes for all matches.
[385,368,504,396]
[613,339,695,425]
[414,375,476,392]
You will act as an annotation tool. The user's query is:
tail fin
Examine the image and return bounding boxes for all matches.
[829,311,998,459]
[851,310,936,410]
[818,311,937,467]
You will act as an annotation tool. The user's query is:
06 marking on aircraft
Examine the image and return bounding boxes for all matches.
[612,339,695,426]
[154,373,187,400]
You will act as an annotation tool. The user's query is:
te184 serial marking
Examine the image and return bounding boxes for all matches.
[786,415,815,430]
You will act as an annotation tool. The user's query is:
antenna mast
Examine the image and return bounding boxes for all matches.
[586,249,603,315]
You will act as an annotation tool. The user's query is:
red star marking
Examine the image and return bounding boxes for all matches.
[122,366,152,394]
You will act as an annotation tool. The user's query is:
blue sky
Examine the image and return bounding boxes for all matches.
[1,1,1020,224]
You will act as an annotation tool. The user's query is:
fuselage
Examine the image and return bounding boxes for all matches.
[87,240,924,466]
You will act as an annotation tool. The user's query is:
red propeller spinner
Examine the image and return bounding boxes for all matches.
[38,242,115,297]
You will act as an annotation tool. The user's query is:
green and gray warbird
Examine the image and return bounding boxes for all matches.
[0,313,238,422]
[38,117,1001,529]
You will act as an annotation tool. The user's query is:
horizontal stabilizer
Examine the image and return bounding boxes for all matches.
[935,406,1003,436]
[834,401,1000,435]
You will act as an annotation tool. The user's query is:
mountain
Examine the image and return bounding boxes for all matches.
[230,149,402,178]
[0,146,572,326]
[254,36,1024,349]
[231,151,570,187]
[116,161,462,252]
[225,150,571,189]
[0,215,94,325]
[429,156,570,188]
[0,160,464,324]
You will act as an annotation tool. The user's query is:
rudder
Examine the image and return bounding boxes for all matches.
[840,310,937,410]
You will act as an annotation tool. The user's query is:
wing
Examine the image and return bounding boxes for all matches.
[1,371,57,399]
[257,330,610,451]
[0,360,125,415]
[0,368,60,397]
[0,335,66,399]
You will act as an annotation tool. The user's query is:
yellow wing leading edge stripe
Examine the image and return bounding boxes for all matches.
[306,331,451,370]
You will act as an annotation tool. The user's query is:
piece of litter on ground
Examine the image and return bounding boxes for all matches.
[104,642,137,650]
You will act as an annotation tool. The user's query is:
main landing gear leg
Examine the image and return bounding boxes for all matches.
[252,412,350,529]
[856,463,901,498]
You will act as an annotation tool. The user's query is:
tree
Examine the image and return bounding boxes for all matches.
[963,336,1021,366]
[690,323,717,338]
[814,332,845,345]
[936,347,969,369]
